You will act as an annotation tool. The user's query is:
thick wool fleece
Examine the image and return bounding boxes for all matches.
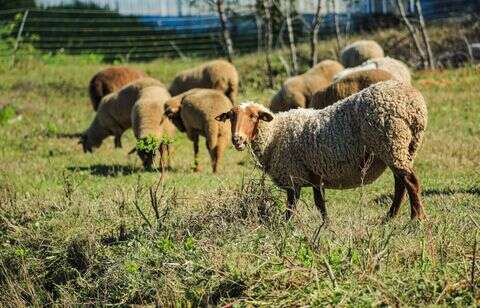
[131,86,175,141]
[311,69,394,109]
[168,60,239,103]
[84,77,164,148]
[251,80,427,190]
[89,66,146,111]
[340,40,385,68]
[178,89,233,149]
[334,57,412,85]
[269,60,344,112]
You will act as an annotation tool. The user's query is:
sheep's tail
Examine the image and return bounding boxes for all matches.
[225,78,238,104]
[206,122,219,150]
[214,77,237,105]
[89,78,104,111]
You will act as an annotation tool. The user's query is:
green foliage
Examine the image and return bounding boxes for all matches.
[0,105,16,125]
[136,134,174,155]
[136,135,161,154]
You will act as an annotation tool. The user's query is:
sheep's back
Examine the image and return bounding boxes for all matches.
[89,67,146,111]
[341,40,384,68]
[312,69,394,109]
[132,86,171,139]
[180,89,233,134]
[265,80,427,189]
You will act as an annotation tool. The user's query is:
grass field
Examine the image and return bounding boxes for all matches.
[0,47,480,305]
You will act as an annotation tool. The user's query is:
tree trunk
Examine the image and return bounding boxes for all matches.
[216,0,234,63]
[395,0,427,68]
[263,0,274,88]
[415,0,435,69]
[332,0,342,58]
[310,0,322,67]
[284,0,298,74]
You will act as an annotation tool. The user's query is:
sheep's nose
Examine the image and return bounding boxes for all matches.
[233,135,243,143]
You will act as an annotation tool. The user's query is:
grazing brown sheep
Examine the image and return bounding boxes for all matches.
[89,66,146,111]
[130,86,176,169]
[311,69,394,109]
[80,77,164,153]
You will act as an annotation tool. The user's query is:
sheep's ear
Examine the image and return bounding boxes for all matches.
[259,111,273,122]
[128,147,137,155]
[215,111,230,122]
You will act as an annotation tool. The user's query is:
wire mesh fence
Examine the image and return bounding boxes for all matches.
[0,0,478,62]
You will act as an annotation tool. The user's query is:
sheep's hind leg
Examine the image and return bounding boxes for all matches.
[387,174,406,219]
[394,169,426,220]
[285,187,300,220]
[188,132,202,172]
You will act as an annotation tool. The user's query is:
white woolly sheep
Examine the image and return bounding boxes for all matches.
[130,86,176,169]
[217,80,427,222]
[334,56,412,84]
[164,89,232,173]
[340,40,385,68]
[80,77,164,153]
[169,60,239,104]
[89,66,146,111]
[269,59,344,112]
[311,69,394,109]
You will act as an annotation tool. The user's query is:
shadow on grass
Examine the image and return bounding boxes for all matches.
[374,187,480,205]
[422,187,480,197]
[67,164,142,177]
[54,132,83,139]
[67,164,180,177]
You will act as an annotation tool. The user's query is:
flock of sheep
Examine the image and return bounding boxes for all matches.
[79,39,427,222]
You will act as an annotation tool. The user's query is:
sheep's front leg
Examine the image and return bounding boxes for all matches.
[285,187,300,220]
[114,135,122,148]
[313,185,329,225]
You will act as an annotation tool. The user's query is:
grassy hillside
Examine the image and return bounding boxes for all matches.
[0,49,479,305]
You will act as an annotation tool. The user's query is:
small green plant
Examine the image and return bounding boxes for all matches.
[0,105,16,125]
[45,122,59,136]
[136,135,160,154]
[136,134,173,154]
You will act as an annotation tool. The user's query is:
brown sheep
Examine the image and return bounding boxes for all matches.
[340,40,385,68]
[168,60,239,104]
[311,69,394,109]
[130,86,176,169]
[89,66,146,111]
[164,89,232,173]
[80,77,164,153]
[269,60,344,112]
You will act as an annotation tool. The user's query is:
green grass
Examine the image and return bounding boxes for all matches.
[0,46,479,305]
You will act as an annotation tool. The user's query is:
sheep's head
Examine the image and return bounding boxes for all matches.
[79,134,93,153]
[164,101,186,132]
[215,102,273,151]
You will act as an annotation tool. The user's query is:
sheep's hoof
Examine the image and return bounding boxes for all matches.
[194,165,203,173]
